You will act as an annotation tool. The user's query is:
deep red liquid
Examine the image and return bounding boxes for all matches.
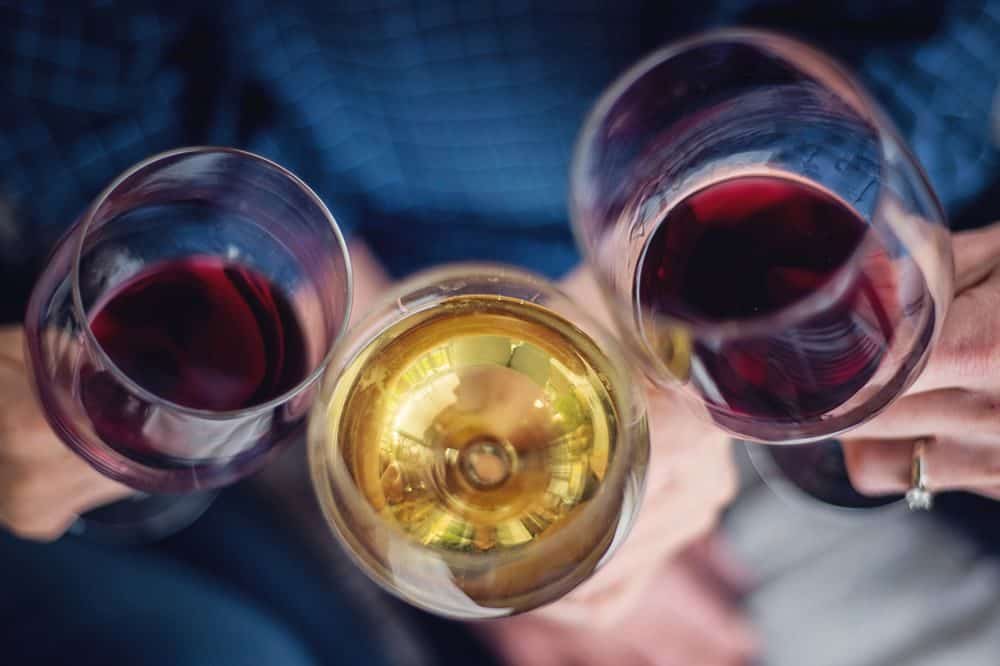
[636,176,898,422]
[80,256,308,463]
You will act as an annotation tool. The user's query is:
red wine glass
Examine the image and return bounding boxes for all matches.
[570,30,953,509]
[24,147,351,540]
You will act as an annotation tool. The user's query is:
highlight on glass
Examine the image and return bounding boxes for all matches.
[570,29,952,507]
[24,147,352,540]
[308,264,649,618]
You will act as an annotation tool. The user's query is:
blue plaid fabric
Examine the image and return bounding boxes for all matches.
[0,0,998,286]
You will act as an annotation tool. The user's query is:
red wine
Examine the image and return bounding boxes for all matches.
[80,256,309,463]
[636,175,899,422]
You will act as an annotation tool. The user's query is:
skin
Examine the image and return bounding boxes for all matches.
[0,325,128,541]
[843,223,1000,500]
[481,536,757,666]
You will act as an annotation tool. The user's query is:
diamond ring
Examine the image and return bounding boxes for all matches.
[905,437,934,511]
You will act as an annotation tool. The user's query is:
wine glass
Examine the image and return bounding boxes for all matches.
[24,146,351,541]
[569,29,953,509]
[308,264,649,618]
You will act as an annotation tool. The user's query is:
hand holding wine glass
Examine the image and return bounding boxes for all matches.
[482,536,756,666]
[551,266,741,621]
[17,147,351,543]
[844,223,1000,500]
[570,29,953,509]
[0,325,127,541]
[527,385,741,617]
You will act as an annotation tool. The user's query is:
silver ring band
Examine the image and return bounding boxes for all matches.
[905,437,934,511]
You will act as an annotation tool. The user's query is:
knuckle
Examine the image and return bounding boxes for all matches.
[933,321,1000,388]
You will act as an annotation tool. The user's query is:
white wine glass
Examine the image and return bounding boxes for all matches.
[308,263,649,619]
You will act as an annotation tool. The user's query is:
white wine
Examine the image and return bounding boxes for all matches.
[332,294,618,551]
[310,288,646,618]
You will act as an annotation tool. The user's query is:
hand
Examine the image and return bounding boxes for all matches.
[0,325,128,541]
[480,535,758,666]
[844,224,1000,499]
[527,266,742,623]
[533,386,741,627]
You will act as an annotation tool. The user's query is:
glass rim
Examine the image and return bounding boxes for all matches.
[70,145,354,420]
[568,27,902,340]
[309,261,647,571]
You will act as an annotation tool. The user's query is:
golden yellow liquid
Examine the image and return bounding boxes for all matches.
[328,295,620,555]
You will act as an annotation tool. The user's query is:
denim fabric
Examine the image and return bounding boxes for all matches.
[0,487,395,666]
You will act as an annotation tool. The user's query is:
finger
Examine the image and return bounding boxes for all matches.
[849,389,1000,442]
[537,550,757,664]
[645,390,738,505]
[681,534,754,599]
[843,436,1000,495]
[541,556,662,628]
[487,619,563,666]
[905,227,1000,396]
[616,559,759,666]
[0,468,126,541]
[953,226,1000,291]
[557,630,650,666]
[566,583,753,666]
[972,486,1000,501]
[906,285,1000,395]
[479,617,571,666]
[66,466,132,515]
[482,616,648,666]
